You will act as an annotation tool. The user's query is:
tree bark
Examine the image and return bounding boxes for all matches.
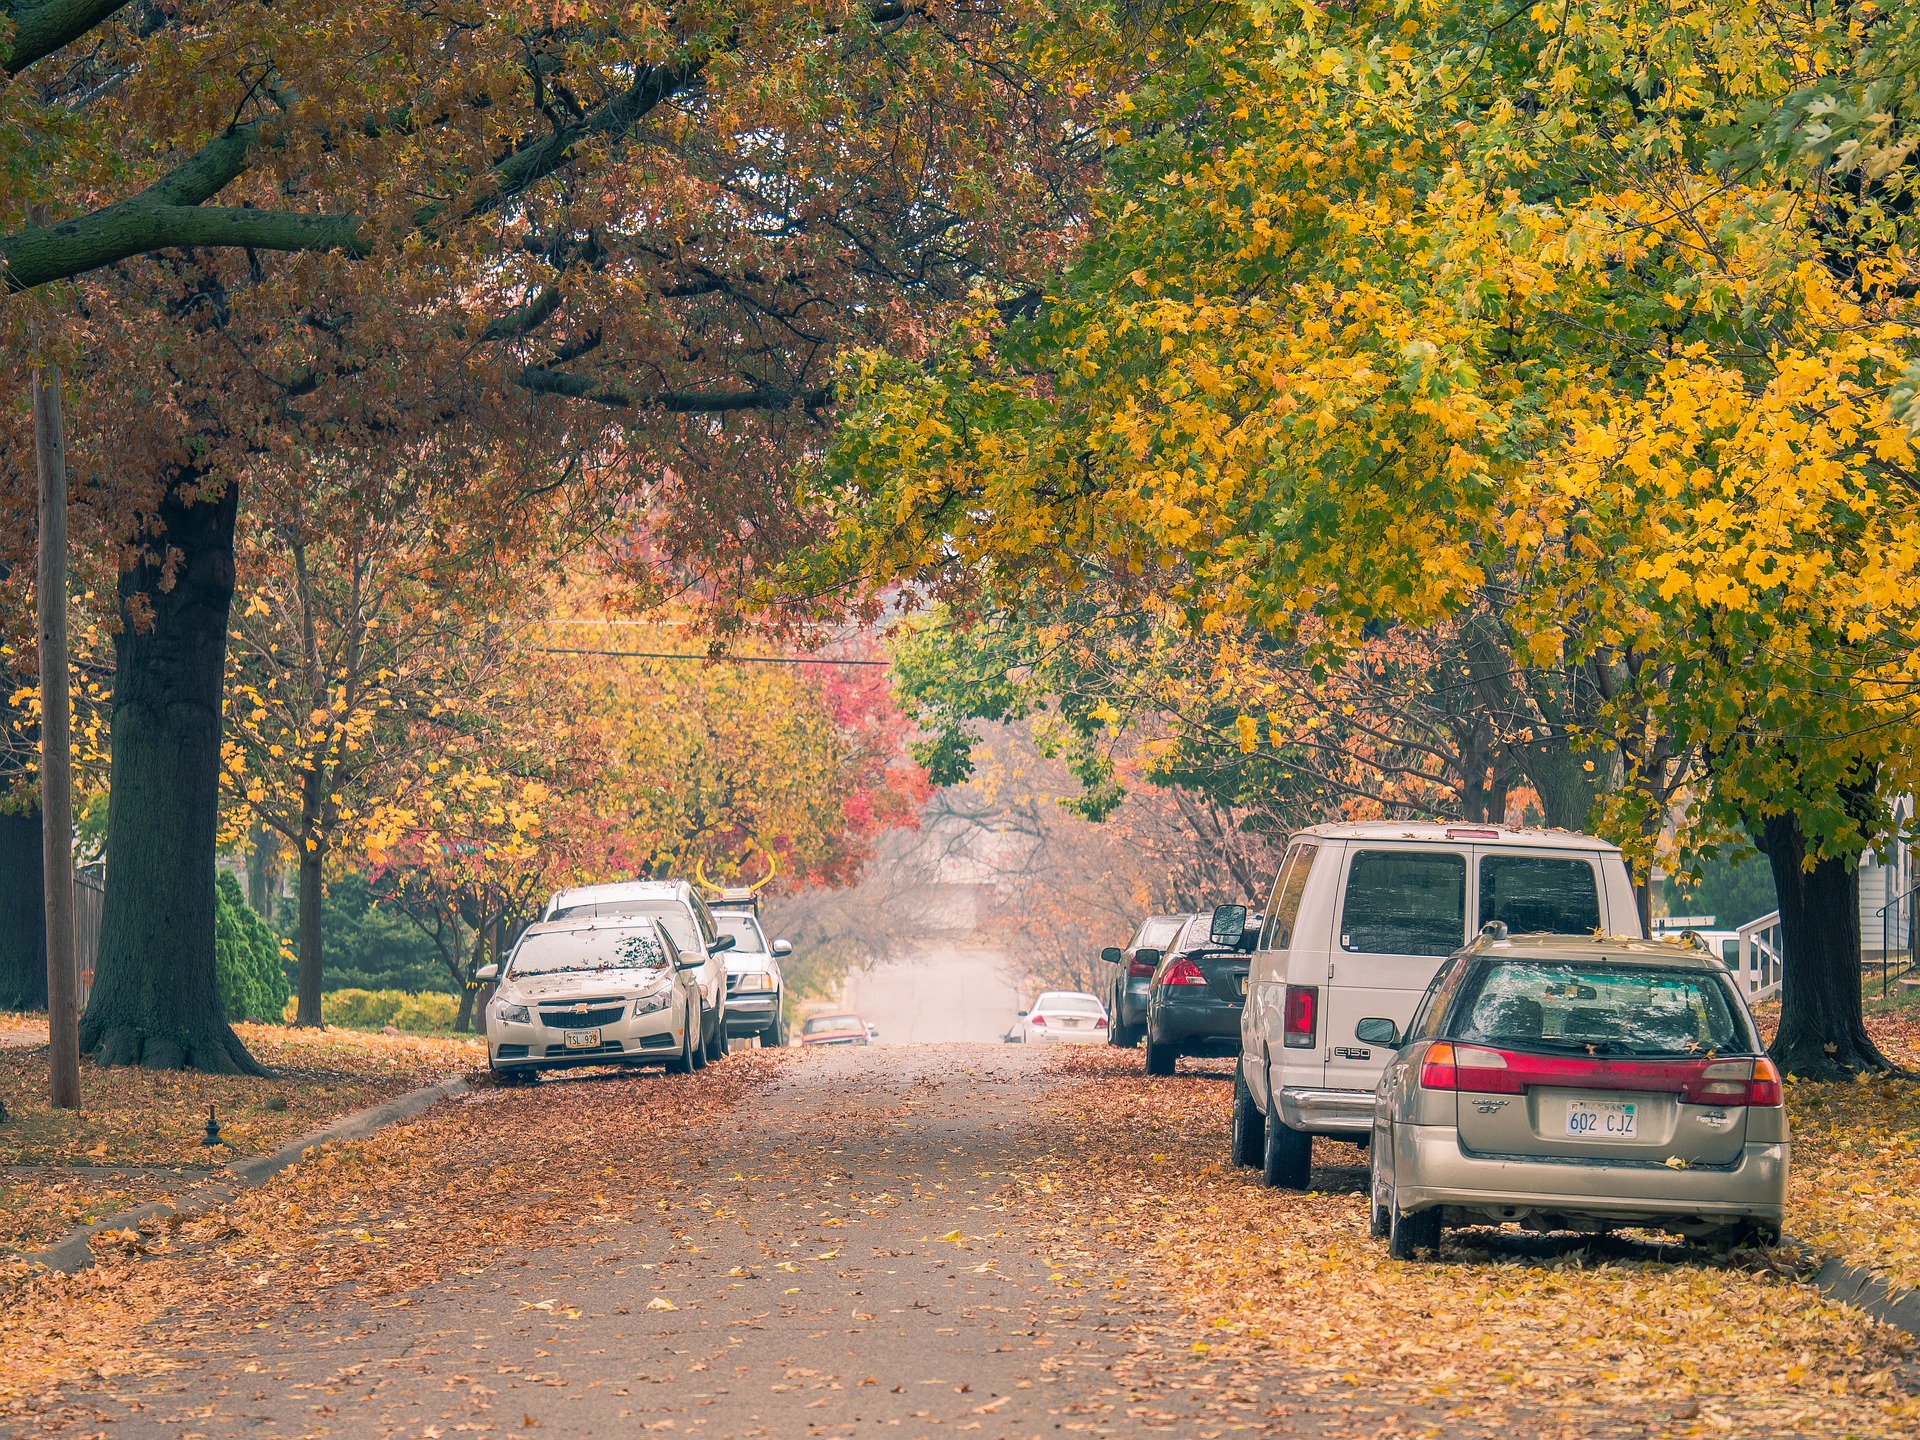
[81,475,261,1073]
[0,809,48,1011]
[247,820,278,916]
[1761,808,1893,1077]
[295,833,326,1026]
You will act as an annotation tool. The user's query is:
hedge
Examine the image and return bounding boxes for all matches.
[290,987,463,1033]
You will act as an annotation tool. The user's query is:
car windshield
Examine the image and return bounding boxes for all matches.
[715,912,766,953]
[1450,960,1750,1057]
[510,927,672,978]
[803,1014,864,1035]
[1035,992,1102,1013]
[551,899,698,951]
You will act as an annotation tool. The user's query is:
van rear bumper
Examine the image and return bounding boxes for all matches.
[1276,1087,1374,1135]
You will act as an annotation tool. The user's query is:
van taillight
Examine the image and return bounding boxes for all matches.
[1282,985,1317,1048]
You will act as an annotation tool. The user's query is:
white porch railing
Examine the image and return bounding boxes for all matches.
[1733,910,1783,1001]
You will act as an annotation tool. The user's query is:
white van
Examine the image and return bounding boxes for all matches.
[1233,822,1642,1187]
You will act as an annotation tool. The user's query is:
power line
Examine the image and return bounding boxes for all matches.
[536,647,890,667]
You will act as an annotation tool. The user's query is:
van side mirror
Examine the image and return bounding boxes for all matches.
[476,964,499,982]
[1354,1017,1401,1048]
[1209,904,1247,947]
[1100,946,1124,964]
[772,938,793,957]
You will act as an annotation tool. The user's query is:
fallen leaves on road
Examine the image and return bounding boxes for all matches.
[1028,1048,1916,1438]
[1789,1074,1920,1295]
[0,1049,785,1418]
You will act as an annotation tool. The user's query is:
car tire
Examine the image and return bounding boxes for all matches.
[1107,995,1130,1047]
[1261,1113,1313,1190]
[1231,1065,1264,1168]
[1366,1143,1390,1238]
[767,1009,789,1048]
[707,1023,728,1064]
[1718,1219,1782,1250]
[1386,1169,1442,1260]
[1143,1033,1177,1076]
[666,1004,697,1075]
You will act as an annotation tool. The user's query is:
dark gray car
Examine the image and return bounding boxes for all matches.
[1143,909,1260,1075]
[1101,914,1189,1047]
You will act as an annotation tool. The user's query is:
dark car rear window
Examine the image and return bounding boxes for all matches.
[1449,959,1751,1057]
[1340,851,1466,956]
[1479,856,1601,935]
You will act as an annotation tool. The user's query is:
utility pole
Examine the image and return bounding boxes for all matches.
[31,298,81,1110]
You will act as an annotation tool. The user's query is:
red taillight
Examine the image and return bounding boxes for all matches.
[1420,1044,1783,1106]
[1030,1013,1046,1026]
[1282,985,1317,1048]
[1094,1016,1109,1030]
[1162,958,1207,986]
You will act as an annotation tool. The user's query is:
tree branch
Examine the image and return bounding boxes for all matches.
[3,0,132,74]
[514,366,833,412]
[3,200,365,292]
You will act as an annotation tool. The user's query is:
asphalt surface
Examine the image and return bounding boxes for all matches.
[30,1045,1345,1440]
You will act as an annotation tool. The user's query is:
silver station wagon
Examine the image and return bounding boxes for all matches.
[1367,932,1788,1258]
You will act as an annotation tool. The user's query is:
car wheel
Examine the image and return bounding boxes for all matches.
[1386,1169,1442,1260]
[1366,1142,1390,1238]
[769,1009,789,1047]
[1143,1033,1177,1076]
[1717,1219,1782,1251]
[1261,1113,1313,1190]
[706,1023,728,1063]
[691,1015,710,1070]
[1107,996,1130,1047]
[666,1005,697,1075]
[1231,1065,1265,1168]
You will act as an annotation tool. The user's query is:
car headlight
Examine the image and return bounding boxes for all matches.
[632,989,671,1015]
[494,1002,531,1025]
[733,972,775,993]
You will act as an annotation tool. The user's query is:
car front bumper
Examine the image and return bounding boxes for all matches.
[489,998,682,1070]
[724,992,780,1033]
[1395,1123,1790,1227]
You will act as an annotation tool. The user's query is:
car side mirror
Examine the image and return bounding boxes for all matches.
[476,964,499,982]
[677,957,704,971]
[1134,948,1161,969]
[1100,945,1123,964]
[1208,904,1247,947]
[772,938,793,957]
[710,933,736,953]
[1354,1017,1401,1048]
[1017,1010,1028,1018]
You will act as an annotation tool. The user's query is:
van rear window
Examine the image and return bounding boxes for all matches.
[1478,856,1601,935]
[1340,851,1466,956]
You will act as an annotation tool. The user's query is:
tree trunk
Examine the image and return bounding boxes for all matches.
[295,836,326,1027]
[0,808,48,1011]
[247,821,279,916]
[81,476,260,1073]
[1762,808,1892,1077]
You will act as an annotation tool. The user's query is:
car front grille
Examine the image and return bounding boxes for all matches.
[544,1040,624,1057]
[539,1005,624,1029]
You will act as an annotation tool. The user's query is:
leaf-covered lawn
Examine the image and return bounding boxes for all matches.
[0,1022,482,1252]
[1790,1076,1920,1296]
[1031,1049,1915,1438]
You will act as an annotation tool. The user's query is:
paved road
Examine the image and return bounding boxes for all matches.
[26,1046,1427,1440]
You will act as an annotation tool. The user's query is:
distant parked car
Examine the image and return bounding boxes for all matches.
[1017,991,1110,1044]
[1100,914,1189,1047]
[479,917,707,1082]
[542,880,737,1064]
[1142,907,1260,1076]
[1234,823,1643,1190]
[711,902,793,1048]
[1367,932,1787,1258]
[799,1013,871,1047]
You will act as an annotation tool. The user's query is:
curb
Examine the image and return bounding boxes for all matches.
[1809,1249,1920,1339]
[21,1074,471,1274]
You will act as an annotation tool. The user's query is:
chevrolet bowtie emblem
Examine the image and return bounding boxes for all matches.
[572,1003,589,1014]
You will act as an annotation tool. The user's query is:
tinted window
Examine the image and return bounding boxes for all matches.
[1340,850,1465,956]
[1449,961,1750,1057]
[1479,856,1601,935]
[1259,843,1319,950]
[716,913,767,953]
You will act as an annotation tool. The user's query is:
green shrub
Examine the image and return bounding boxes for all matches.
[318,987,461,1033]
[215,872,292,1023]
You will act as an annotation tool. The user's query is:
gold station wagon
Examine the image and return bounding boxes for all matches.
[1365,932,1788,1258]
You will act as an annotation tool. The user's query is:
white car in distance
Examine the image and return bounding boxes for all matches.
[480,917,708,1082]
[1016,991,1111,1044]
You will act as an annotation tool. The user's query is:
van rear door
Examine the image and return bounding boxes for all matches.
[1322,846,1470,1094]
[1473,847,1606,937]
